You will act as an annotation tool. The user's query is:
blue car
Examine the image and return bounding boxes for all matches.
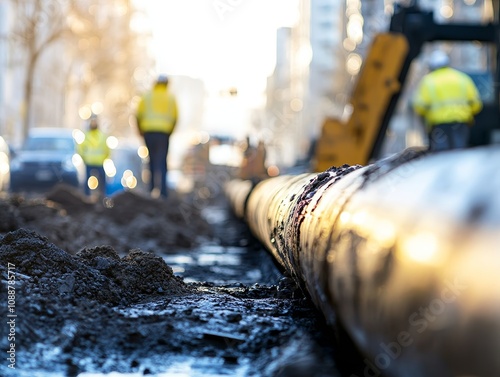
[104,142,147,196]
[9,128,85,193]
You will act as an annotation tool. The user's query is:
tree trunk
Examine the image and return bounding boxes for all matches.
[22,46,38,141]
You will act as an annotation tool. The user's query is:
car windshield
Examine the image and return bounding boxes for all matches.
[23,137,75,152]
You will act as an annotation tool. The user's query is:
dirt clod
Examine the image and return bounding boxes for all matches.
[0,228,188,307]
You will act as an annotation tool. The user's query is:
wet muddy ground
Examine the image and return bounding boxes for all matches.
[0,178,365,377]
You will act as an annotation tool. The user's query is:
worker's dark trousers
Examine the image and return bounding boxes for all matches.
[144,132,170,197]
[85,165,106,197]
[429,122,470,151]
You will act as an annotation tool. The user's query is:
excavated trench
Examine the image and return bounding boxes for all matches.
[0,177,366,377]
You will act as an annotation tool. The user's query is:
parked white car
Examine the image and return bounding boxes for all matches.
[0,135,10,192]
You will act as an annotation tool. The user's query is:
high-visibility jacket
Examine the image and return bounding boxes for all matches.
[136,85,178,134]
[78,129,110,166]
[412,67,482,130]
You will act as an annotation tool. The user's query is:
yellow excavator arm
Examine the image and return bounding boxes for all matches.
[313,33,409,171]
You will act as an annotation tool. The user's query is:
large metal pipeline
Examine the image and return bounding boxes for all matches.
[226,146,500,377]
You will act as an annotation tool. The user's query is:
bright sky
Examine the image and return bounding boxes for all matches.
[139,0,299,100]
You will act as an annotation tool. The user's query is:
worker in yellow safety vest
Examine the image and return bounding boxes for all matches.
[78,114,110,197]
[136,74,178,198]
[412,49,483,151]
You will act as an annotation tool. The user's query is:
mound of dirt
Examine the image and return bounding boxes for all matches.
[45,183,94,215]
[0,186,213,254]
[0,229,189,306]
[0,200,19,232]
[77,246,188,297]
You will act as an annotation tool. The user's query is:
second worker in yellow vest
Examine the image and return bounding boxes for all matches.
[78,115,110,197]
[412,50,483,151]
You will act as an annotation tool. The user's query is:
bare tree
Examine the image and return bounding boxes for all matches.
[67,0,154,136]
[9,0,74,140]
[8,0,152,140]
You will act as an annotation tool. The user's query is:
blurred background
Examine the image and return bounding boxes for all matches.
[0,0,495,193]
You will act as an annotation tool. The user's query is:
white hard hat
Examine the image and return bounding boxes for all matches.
[157,74,169,84]
[428,50,450,70]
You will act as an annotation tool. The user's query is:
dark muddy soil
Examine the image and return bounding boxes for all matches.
[0,177,365,377]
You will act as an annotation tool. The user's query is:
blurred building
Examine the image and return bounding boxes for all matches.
[0,2,18,142]
[0,2,6,131]
[309,0,345,139]
[264,27,296,167]
[265,0,345,168]
[264,0,380,167]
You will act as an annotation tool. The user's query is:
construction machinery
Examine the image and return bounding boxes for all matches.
[314,1,500,171]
